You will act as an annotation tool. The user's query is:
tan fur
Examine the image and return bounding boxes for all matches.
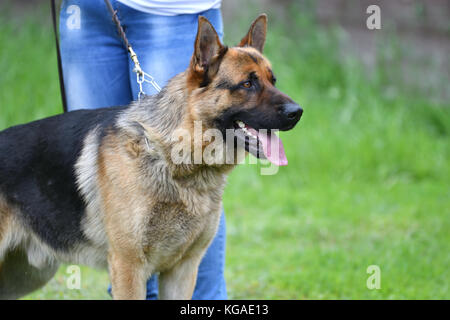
[0,194,9,235]
[0,194,12,258]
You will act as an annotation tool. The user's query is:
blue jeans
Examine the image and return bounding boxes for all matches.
[59,0,227,299]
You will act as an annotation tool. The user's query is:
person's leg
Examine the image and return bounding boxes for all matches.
[192,212,227,300]
[117,6,223,97]
[117,5,227,299]
[59,0,133,110]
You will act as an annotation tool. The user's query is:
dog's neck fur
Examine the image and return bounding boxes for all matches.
[121,73,188,139]
[116,72,234,183]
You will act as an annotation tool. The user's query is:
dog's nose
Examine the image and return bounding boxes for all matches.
[281,103,303,121]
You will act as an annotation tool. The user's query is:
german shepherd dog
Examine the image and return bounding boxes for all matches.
[0,14,302,299]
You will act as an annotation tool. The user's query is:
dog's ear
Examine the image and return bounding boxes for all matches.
[238,14,267,52]
[191,16,224,74]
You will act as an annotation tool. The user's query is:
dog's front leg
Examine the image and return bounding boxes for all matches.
[108,251,147,300]
[158,251,205,300]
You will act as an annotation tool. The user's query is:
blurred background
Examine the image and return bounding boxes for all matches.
[0,0,449,299]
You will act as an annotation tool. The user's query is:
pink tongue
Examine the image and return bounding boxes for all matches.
[248,127,288,166]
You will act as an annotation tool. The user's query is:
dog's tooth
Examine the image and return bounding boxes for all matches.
[237,121,245,128]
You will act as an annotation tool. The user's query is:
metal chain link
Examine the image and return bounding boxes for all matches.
[136,69,162,100]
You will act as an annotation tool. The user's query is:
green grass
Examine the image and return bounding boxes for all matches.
[1,5,449,299]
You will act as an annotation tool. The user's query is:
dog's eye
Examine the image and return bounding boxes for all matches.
[241,81,252,89]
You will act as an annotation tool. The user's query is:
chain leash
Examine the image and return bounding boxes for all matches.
[104,0,161,100]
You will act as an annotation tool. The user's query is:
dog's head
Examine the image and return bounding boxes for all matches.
[186,14,302,166]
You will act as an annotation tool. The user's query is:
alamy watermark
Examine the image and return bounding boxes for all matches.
[366,265,381,290]
[366,5,381,30]
[166,121,286,175]
[66,4,81,30]
[66,265,81,290]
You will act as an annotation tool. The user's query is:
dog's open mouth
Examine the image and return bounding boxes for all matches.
[233,120,288,166]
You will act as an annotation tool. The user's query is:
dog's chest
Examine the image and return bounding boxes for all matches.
[142,195,221,271]
[140,171,225,270]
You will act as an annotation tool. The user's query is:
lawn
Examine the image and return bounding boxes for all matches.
[0,4,449,299]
